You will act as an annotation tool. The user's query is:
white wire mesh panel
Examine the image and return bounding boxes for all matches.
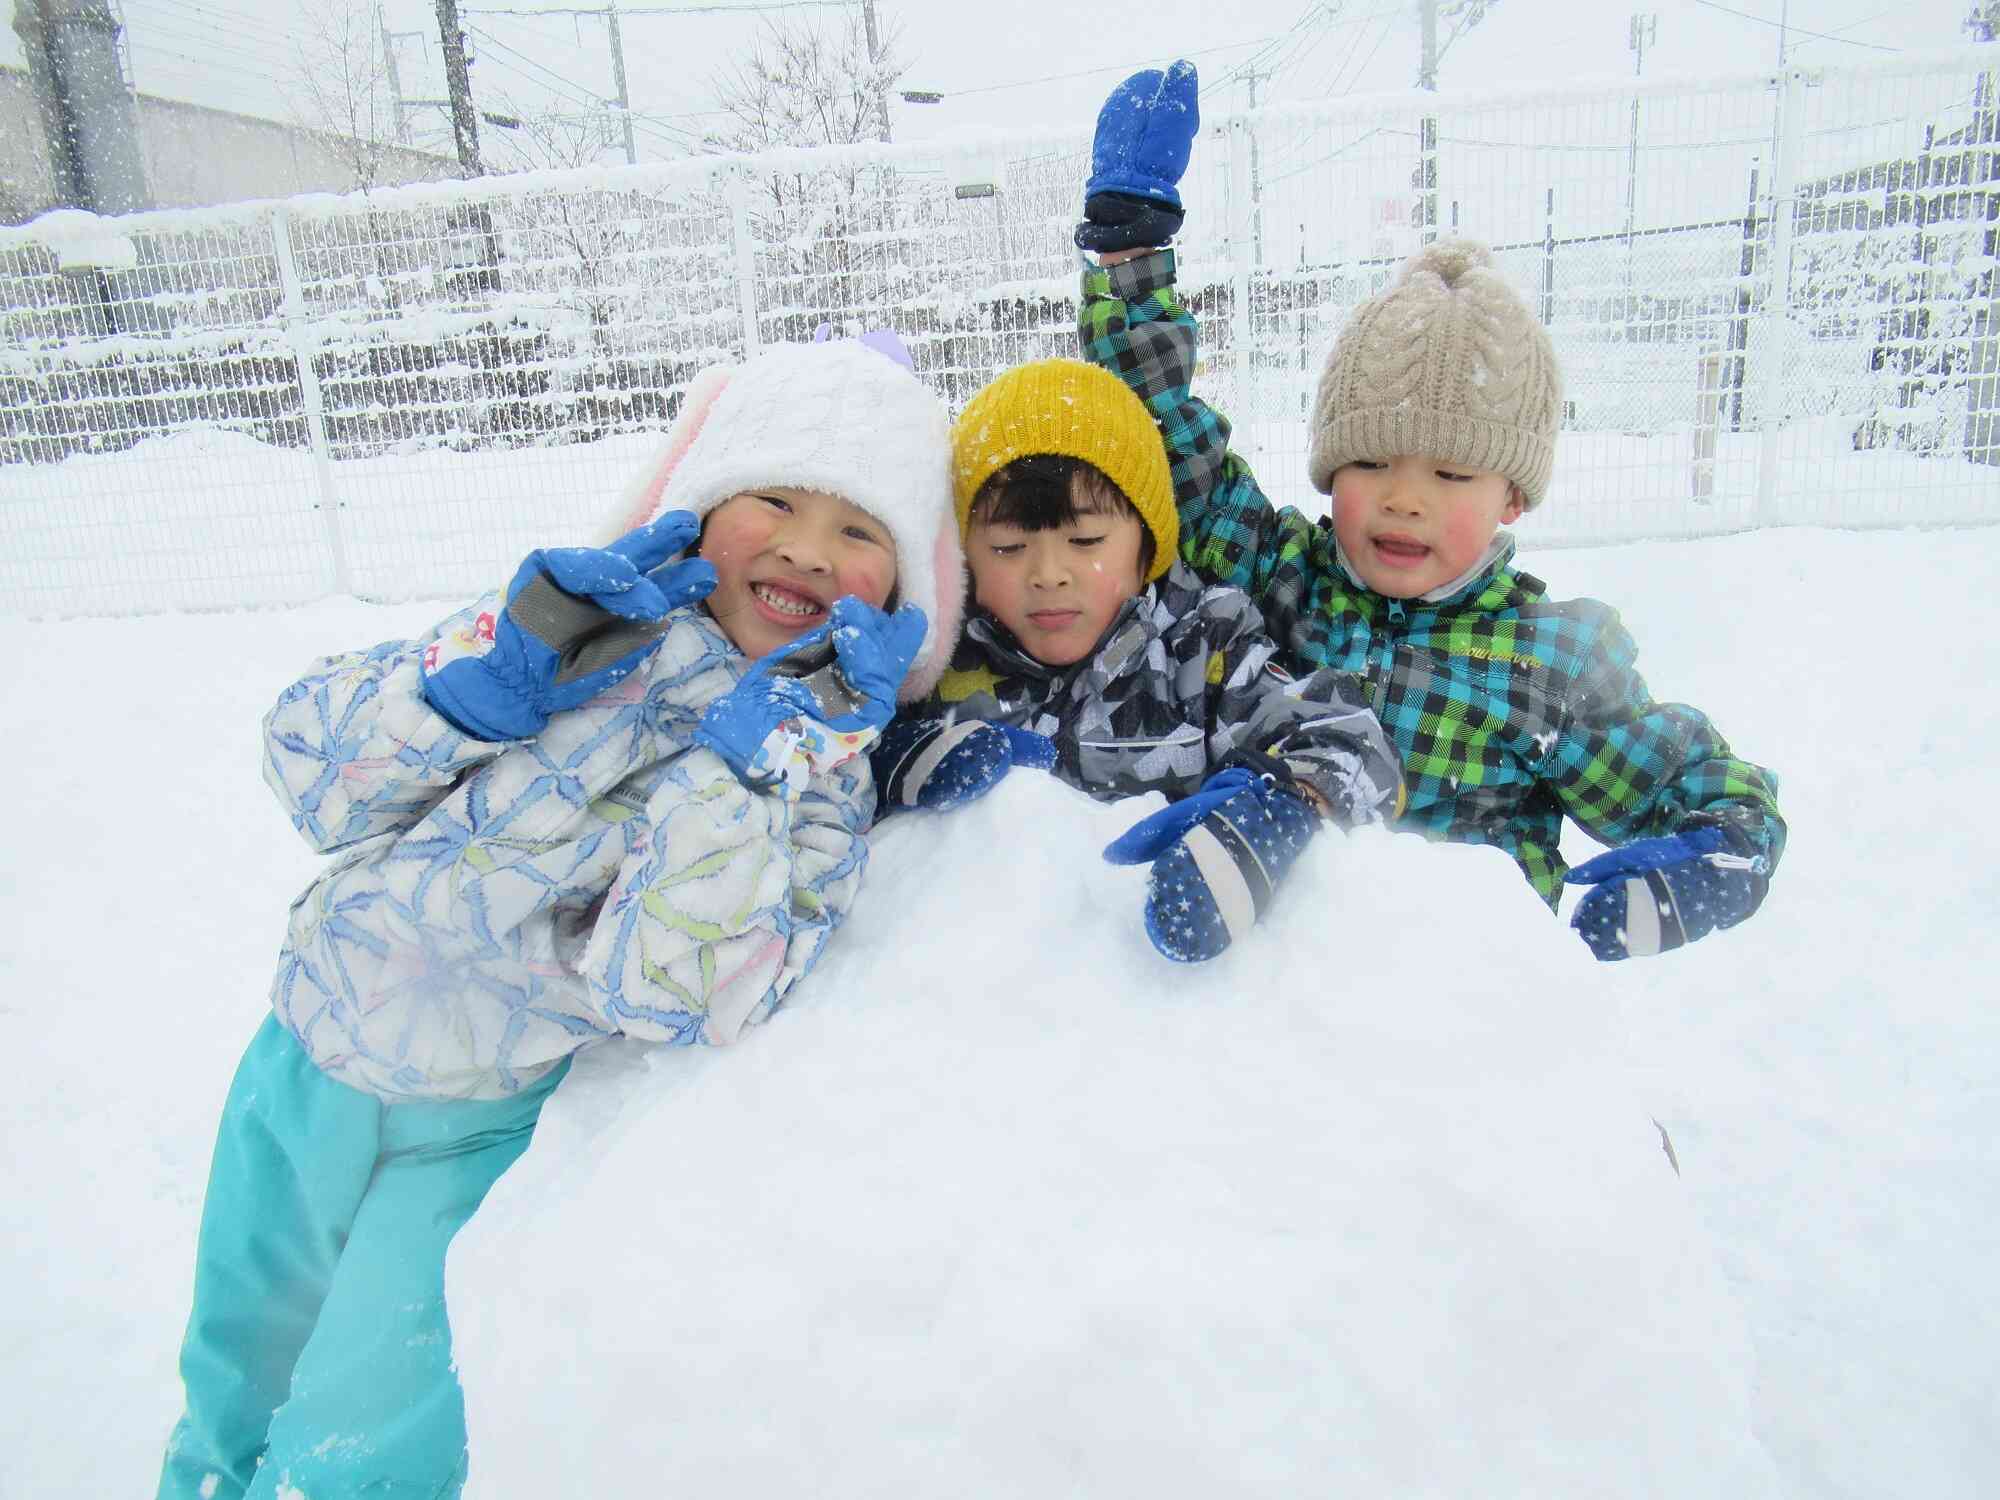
[0,213,330,614]
[1,54,1995,620]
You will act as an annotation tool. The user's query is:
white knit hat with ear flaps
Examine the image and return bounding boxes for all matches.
[597,339,964,702]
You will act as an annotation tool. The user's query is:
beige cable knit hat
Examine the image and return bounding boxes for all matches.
[1307,239,1563,507]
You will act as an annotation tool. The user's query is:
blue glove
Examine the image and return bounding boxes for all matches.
[870,716,1058,820]
[1565,824,1771,962]
[1082,59,1200,209]
[695,597,928,787]
[423,511,717,742]
[1104,764,1320,963]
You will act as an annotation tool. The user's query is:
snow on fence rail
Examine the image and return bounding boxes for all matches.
[1,52,1994,617]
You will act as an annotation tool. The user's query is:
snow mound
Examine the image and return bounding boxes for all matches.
[451,772,1781,1498]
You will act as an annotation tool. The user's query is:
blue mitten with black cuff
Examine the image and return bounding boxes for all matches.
[1104,756,1320,963]
[422,511,717,742]
[1565,823,1772,962]
[1074,59,1200,253]
[870,716,1058,821]
[695,597,928,791]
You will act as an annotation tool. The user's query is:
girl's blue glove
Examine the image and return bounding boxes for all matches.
[423,511,717,742]
[695,598,928,788]
[1565,824,1771,962]
[1104,763,1320,964]
[870,716,1058,820]
[1075,59,1199,252]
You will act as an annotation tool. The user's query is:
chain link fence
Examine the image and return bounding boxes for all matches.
[2,51,1994,616]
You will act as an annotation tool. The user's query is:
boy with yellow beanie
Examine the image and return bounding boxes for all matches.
[873,354,1403,964]
[1071,63,1787,964]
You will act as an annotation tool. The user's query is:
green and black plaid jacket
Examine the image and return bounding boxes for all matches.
[1079,250,1785,907]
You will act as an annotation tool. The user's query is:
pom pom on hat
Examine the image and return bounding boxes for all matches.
[602,336,963,701]
[950,358,1178,582]
[1307,237,1563,508]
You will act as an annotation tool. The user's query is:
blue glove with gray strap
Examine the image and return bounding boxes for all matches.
[1104,757,1320,963]
[422,511,717,742]
[695,597,928,789]
[1565,823,1771,962]
[870,716,1058,821]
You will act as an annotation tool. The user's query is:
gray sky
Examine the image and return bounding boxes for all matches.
[3,0,1981,167]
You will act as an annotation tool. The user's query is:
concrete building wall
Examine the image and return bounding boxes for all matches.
[1,64,458,225]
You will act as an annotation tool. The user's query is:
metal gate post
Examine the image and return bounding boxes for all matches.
[270,205,351,597]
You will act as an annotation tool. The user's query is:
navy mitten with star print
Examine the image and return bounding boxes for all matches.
[870,715,1057,821]
[1565,822,1770,962]
[1104,763,1320,963]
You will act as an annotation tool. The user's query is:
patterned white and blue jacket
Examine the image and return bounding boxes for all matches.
[261,595,874,1103]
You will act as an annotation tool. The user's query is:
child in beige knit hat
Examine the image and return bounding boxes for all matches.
[1073,64,1786,964]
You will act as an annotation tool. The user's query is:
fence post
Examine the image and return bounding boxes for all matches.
[1225,118,1253,428]
[270,205,351,597]
[728,169,761,357]
[1752,67,1805,528]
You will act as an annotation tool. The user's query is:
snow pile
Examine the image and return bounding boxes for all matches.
[452,774,1781,1498]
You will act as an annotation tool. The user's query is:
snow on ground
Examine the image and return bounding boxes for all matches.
[1,523,1997,1497]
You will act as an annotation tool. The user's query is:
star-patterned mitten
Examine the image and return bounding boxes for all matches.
[870,716,1057,821]
[1105,768,1320,963]
[1565,823,1771,962]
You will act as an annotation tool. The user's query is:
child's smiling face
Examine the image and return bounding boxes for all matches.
[1329,456,1524,599]
[698,486,898,660]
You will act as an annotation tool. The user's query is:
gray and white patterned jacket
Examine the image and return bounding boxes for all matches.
[926,563,1402,826]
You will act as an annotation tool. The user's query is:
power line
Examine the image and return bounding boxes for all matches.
[936,33,1288,100]
[1685,0,1900,52]
[465,3,853,13]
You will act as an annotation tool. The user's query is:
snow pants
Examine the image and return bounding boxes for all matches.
[156,1014,567,1500]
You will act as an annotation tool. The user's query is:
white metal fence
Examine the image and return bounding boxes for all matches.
[2,50,1995,618]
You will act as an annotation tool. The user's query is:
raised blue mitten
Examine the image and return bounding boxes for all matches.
[871,717,1058,819]
[1083,59,1200,208]
[1105,766,1319,963]
[1565,824,1771,962]
[696,598,927,787]
[422,511,717,741]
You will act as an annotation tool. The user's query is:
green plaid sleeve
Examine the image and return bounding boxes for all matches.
[1547,605,1788,870]
[1077,251,1333,641]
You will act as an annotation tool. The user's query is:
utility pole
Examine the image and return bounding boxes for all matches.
[1417,0,1439,245]
[12,0,151,214]
[1624,13,1656,333]
[434,0,482,176]
[861,0,890,142]
[1625,15,1655,242]
[1245,68,1268,266]
[606,0,635,163]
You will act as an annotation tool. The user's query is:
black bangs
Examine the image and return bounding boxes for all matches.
[971,454,1136,533]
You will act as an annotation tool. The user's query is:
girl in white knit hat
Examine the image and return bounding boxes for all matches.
[157,332,963,1500]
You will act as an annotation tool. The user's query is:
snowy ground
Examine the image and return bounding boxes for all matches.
[3,522,1997,1497]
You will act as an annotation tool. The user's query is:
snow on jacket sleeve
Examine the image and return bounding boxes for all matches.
[1080,250,1335,645]
[1179,579,1404,829]
[578,742,873,1050]
[262,596,508,854]
[1544,603,1787,872]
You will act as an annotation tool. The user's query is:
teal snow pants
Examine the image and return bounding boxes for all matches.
[157,1015,568,1500]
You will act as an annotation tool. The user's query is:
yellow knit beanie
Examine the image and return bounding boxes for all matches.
[952,358,1178,582]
